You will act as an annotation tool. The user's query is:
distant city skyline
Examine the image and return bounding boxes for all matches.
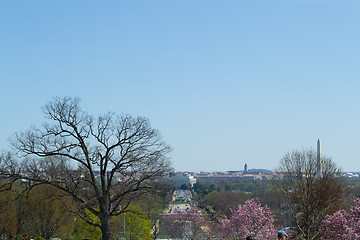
[1,1,360,172]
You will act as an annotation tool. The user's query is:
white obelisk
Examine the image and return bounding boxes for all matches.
[316,139,322,178]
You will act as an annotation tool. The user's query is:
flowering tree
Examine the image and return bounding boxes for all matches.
[162,206,211,240]
[320,197,360,239]
[216,198,276,240]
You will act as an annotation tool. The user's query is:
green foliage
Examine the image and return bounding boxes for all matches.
[114,204,152,240]
[125,205,152,240]
[136,193,169,239]
[345,177,360,197]
[71,209,102,240]
[10,236,21,240]
[194,179,274,194]
[0,180,169,240]
[193,179,283,220]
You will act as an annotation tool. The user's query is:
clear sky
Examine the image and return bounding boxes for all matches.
[1,1,360,172]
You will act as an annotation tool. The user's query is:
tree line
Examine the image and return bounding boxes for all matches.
[162,195,360,240]
[0,97,359,240]
[190,150,360,239]
[0,180,170,240]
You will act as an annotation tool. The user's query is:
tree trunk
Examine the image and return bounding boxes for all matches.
[100,214,112,240]
[99,195,112,240]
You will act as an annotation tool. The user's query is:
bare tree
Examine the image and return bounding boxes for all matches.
[0,97,172,240]
[275,150,343,240]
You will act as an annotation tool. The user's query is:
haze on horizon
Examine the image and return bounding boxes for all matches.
[1,1,360,172]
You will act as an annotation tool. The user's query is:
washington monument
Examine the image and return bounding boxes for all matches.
[316,139,322,178]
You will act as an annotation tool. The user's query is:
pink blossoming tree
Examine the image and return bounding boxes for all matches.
[216,198,276,240]
[320,197,360,239]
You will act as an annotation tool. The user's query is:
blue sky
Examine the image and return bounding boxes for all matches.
[1,1,360,172]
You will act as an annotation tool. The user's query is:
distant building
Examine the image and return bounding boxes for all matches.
[194,174,272,181]
[169,174,197,188]
[227,170,242,175]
